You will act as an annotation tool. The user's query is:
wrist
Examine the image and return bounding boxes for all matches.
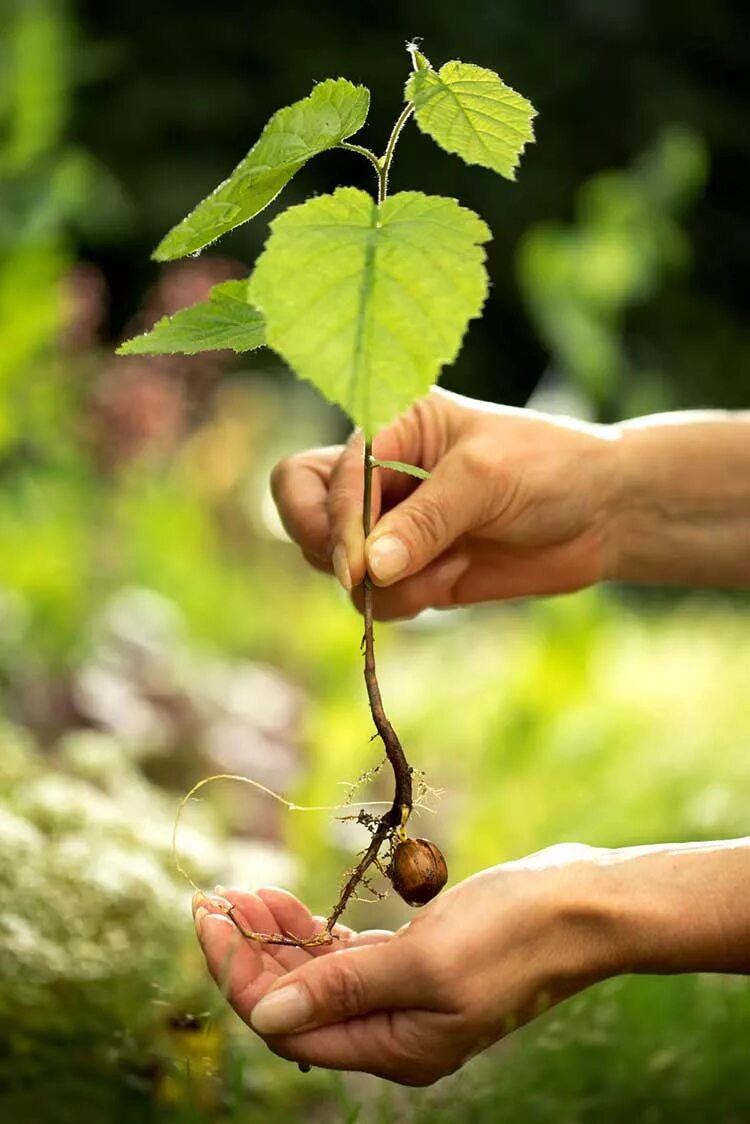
[606,413,750,587]
[540,850,631,987]
[554,840,750,978]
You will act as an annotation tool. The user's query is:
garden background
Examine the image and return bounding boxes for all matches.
[1,1,749,1120]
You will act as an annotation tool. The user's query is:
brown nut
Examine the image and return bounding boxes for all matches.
[390,837,448,907]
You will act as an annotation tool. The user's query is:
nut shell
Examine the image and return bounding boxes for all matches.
[390,837,448,907]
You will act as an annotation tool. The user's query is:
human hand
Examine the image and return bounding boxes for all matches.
[193,845,618,1086]
[270,388,619,619]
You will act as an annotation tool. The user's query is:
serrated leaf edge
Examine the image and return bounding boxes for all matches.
[406,59,537,181]
[116,279,265,356]
[152,78,370,262]
[369,457,431,479]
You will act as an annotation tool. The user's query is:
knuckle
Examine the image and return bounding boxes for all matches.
[460,437,507,525]
[459,437,489,482]
[319,959,367,1019]
[328,484,361,522]
[401,494,450,555]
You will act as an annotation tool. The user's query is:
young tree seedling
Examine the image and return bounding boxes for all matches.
[121,42,536,946]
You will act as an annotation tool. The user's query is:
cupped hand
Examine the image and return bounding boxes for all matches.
[270,388,620,620]
[193,846,617,1086]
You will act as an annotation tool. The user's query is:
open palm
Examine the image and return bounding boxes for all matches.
[193,881,483,1084]
[192,855,597,1085]
[195,885,393,1013]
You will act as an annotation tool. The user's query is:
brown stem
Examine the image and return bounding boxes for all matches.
[361,438,413,826]
[322,439,415,934]
[226,102,419,947]
[326,819,390,929]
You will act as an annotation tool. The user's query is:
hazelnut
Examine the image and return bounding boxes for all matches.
[390,837,448,906]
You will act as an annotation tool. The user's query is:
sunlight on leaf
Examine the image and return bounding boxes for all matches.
[407,60,536,181]
[249,187,490,434]
[153,79,370,261]
[117,279,265,355]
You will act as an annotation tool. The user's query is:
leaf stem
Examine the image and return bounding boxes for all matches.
[378,103,415,203]
[338,141,382,177]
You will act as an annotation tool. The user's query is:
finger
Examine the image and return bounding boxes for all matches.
[358,539,595,619]
[338,929,394,948]
[350,549,471,620]
[326,432,370,590]
[247,937,431,1037]
[302,550,333,576]
[365,445,496,587]
[195,901,284,1013]
[328,419,428,590]
[215,888,313,971]
[258,887,345,957]
[309,919,394,954]
[254,888,360,957]
[311,915,357,942]
[270,447,342,560]
[267,1008,452,1086]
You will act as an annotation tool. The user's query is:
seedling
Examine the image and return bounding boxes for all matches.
[121,42,536,944]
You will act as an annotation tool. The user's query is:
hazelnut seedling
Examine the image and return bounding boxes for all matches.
[122,42,536,942]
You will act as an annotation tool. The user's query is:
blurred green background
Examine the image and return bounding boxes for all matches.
[1,1,748,1121]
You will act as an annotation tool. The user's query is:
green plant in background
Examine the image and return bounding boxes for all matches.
[517,127,708,420]
[2,13,747,1119]
[0,0,74,452]
[120,42,536,938]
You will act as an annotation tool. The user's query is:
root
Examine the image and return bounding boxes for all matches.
[176,440,427,946]
[174,772,436,948]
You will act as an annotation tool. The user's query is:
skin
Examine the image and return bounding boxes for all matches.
[194,389,750,1085]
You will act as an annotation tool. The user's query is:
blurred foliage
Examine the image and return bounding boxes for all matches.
[518,127,708,418]
[1,1,749,1122]
[75,0,750,414]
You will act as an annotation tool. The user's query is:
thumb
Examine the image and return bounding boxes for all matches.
[366,446,491,585]
[249,940,428,1036]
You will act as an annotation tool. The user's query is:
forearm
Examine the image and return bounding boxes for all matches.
[586,838,750,976]
[609,412,750,587]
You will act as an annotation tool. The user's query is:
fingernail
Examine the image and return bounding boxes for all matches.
[332,542,352,591]
[250,983,313,1035]
[191,890,205,917]
[367,535,409,584]
[194,905,208,934]
[206,893,232,910]
[214,885,229,897]
[195,907,234,937]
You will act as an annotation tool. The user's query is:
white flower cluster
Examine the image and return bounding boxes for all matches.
[0,725,219,1006]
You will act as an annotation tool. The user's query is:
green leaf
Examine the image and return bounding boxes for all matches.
[370,457,431,480]
[116,280,265,356]
[407,60,536,181]
[249,188,490,434]
[153,79,370,261]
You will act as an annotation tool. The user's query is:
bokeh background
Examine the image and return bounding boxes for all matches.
[1,1,749,1121]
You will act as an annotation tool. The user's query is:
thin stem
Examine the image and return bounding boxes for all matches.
[327,103,419,927]
[337,141,382,178]
[327,819,389,929]
[361,439,413,828]
[378,102,415,203]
